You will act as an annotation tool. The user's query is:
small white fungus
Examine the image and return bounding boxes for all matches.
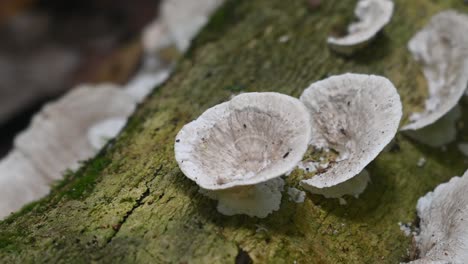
[0,85,135,219]
[202,178,285,218]
[402,10,468,132]
[300,74,402,198]
[142,19,173,55]
[411,169,468,263]
[124,70,171,102]
[14,84,135,181]
[87,118,127,150]
[417,157,426,168]
[404,105,461,147]
[398,222,412,237]
[287,187,306,203]
[278,35,290,43]
[458,143,468,157]
[327,0,394,54]
[161,0,225,52]
[302,170,371,199]
[0,151,50,219]
[297,161,319,174]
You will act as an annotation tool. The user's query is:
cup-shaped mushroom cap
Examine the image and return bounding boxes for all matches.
[402,10,468,131]
[327,0,394,53]
[14,85,135,180]
[300,74,402,189]
[413,169,468,263]
[175,92,312,190]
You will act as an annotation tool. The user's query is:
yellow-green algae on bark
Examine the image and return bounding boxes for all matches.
[1,0,468,263]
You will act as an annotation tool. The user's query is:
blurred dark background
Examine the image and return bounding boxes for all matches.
[0,0,161,158]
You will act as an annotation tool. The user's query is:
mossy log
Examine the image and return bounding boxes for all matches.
[1,0,468,263]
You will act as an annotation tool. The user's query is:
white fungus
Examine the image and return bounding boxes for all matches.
[398,222,413,237]
[0,85,135,218]
[401,10,468,133]
[303,170,371,199]
[458,143,468,157]
[14,84,135,181]
[161,0,225,52]
[416,157,427,168]
[404,105,461,148]
[255,224,269,233]
[133,0,227,103]
[87,118,127,150]
[287,187,306,203]
[297,161,319,174]
[300,74,402,197]
[0,151,50,219]
[327,0,394,54]
[201,178,285,218]
[411,169,468,263]
[278,35,290,43]
[0,0,227,218]
[132,13,175,103]
[124,70,171,102]
[175,92,312,217]
[142,19,173,55]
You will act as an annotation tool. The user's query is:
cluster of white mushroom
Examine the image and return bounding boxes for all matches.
[0,85,137,218]
[174,4,468,260]
[328,7,468,261]
[175,74,403,217]
[327,0,394,54]
[330,1,468,147]
[0,70,175,220]
[0,0,225,219]
[409,169,468,263]
[0,0,467,261]
[401,11,468,147]
[404,10,468,263]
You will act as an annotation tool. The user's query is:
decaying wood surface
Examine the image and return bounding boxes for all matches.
[0,0,467,263]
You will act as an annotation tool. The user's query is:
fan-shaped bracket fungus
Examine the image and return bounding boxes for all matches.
[0,151,50,219]
[0,84,135,218]
[299,74,402,198]
[14,84,136,181]
[175,92,312,217]
[410,169,468,263]
[401,10,468,147]
[327,0,394,55]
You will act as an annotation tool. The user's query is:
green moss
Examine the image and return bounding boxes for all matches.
[62,157,111,200]
[224,83,245,92]
[0,0,467,263]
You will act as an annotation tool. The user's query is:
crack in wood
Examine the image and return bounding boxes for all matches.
[106,165,163,244]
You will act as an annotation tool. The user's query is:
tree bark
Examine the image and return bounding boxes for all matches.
[1,0,468,263]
